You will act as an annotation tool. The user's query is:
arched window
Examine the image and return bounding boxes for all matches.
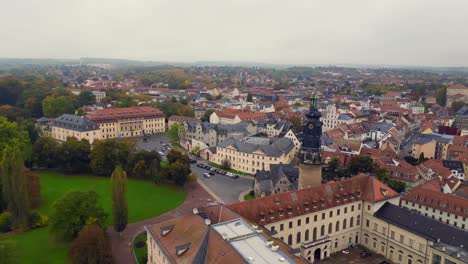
[350,217,354,227]
[305,230,309,241]
[343,219,347,230]
[357,215,361,225]
[336,221,340,232]
[320,225,325,236]
[288,234,292,245]
[328,223,333,234]
[297,232,301,244]
[313,227,317,241]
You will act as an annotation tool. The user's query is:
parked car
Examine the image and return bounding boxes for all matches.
[208,172,215,176]
[226,172,233,177]
[360,251,372,258]
[197,164,204,168]
[158,151,165,156]
[203,173,211,178]
[205,166,212,170]
[341,249,349,254]
[220,171,227,175]
[190,159,197,164]
[210,167,216,172]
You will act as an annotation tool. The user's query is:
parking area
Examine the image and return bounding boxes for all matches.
[190,162,253,204]
[320,246,390,264]
[135,133,170,152]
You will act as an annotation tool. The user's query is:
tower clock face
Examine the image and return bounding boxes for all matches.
[308,123,314,129]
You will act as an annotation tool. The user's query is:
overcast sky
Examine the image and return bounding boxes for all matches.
[1,0,468,66]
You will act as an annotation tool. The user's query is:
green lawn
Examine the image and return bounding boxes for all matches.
[0,171,187,264]
[133,231,148,264]
[243,193,255,201]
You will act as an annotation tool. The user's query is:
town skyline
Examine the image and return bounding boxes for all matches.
[2,0,468,67]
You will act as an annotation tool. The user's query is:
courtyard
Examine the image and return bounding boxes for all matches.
[320,246,390,264]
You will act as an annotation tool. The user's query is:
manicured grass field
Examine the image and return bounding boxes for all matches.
[0,171,187,264]
[133,231,148,264]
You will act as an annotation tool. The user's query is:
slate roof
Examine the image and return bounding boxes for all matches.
[218,137,295,157]
[363,122,395,133]
[49,114,99,132]
[455,106,468,116]
[255,164,299,194]
[375,202,468,248]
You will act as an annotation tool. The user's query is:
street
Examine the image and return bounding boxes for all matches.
[135,134,253,204]
[399,131,421,159]
[190,163,253,204]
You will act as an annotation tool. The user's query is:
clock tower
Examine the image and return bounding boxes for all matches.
[298,94,323,188]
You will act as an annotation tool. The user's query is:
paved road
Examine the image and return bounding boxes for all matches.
[399,132,421,159]
[190,163,253,204]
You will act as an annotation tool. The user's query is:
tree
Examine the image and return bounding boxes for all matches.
[176,105,195,117]
[69,224,113,264]
[324,157,340,180]
[111,166,128,234]
[150,159,163,184]
[58,137,91,174]
[347,155,376,175]
[49,190,107,241]
[76,91,96,107]
[127,150,161,179]
[435,87,447,106]
[190,145,200,157]
[0,145,29,229]
[221,159,231,170]
[167,161,190,186]
[32,136,60,168]
[42,95,76,118]
[418,153,427,163]
[167,123,181,142]
[201,109,215,122]
[167,149,190,165]
[0,117,31,160]
[90,139,135,176]
[25,169,41,210]
[451,101,468,113]
[246,93,253,102]
[0,240,19,264]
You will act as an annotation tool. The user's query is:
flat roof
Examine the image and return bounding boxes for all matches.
[212,218,295,264]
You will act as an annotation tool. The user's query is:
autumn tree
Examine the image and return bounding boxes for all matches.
[49,190,107,241]
[201,109,215,122]
[24,169,41,210]
[435,87,447,106]
[0,145,29,229]
[110,166,128,234]
[69,224,113,264]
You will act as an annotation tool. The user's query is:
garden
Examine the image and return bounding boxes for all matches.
[0,171,186,264]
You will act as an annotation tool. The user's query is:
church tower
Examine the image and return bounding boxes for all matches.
[298,93,323,188]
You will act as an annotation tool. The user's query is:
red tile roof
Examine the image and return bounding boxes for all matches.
[216,108,268,121]
[228,174,399,225]
[402,180,467,218]
[87,106,164,122]
[168,115,198,122]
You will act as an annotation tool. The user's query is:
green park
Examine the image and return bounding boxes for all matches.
[0,171,186,264]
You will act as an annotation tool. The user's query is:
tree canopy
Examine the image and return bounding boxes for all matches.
[49,190,107,241]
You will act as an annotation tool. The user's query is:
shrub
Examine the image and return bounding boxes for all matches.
[221,159,231,170]
[0,212,13,232]
[29,210,48,229]
[187,173,198,183]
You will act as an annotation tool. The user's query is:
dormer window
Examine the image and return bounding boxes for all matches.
[279,209,284,216]
[160,225,175,236]
[269,210,275,219]
[313,201,318,208]
[320,199,325,207]
[287,207,293,215]
[357,191,362,197]
[275,198,280,205]
[304,202,310,211]
[260,213,265,221]
[175,243,191,256]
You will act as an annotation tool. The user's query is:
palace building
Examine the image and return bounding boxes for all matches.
[86,106,165,139]
[48,114,102,143]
